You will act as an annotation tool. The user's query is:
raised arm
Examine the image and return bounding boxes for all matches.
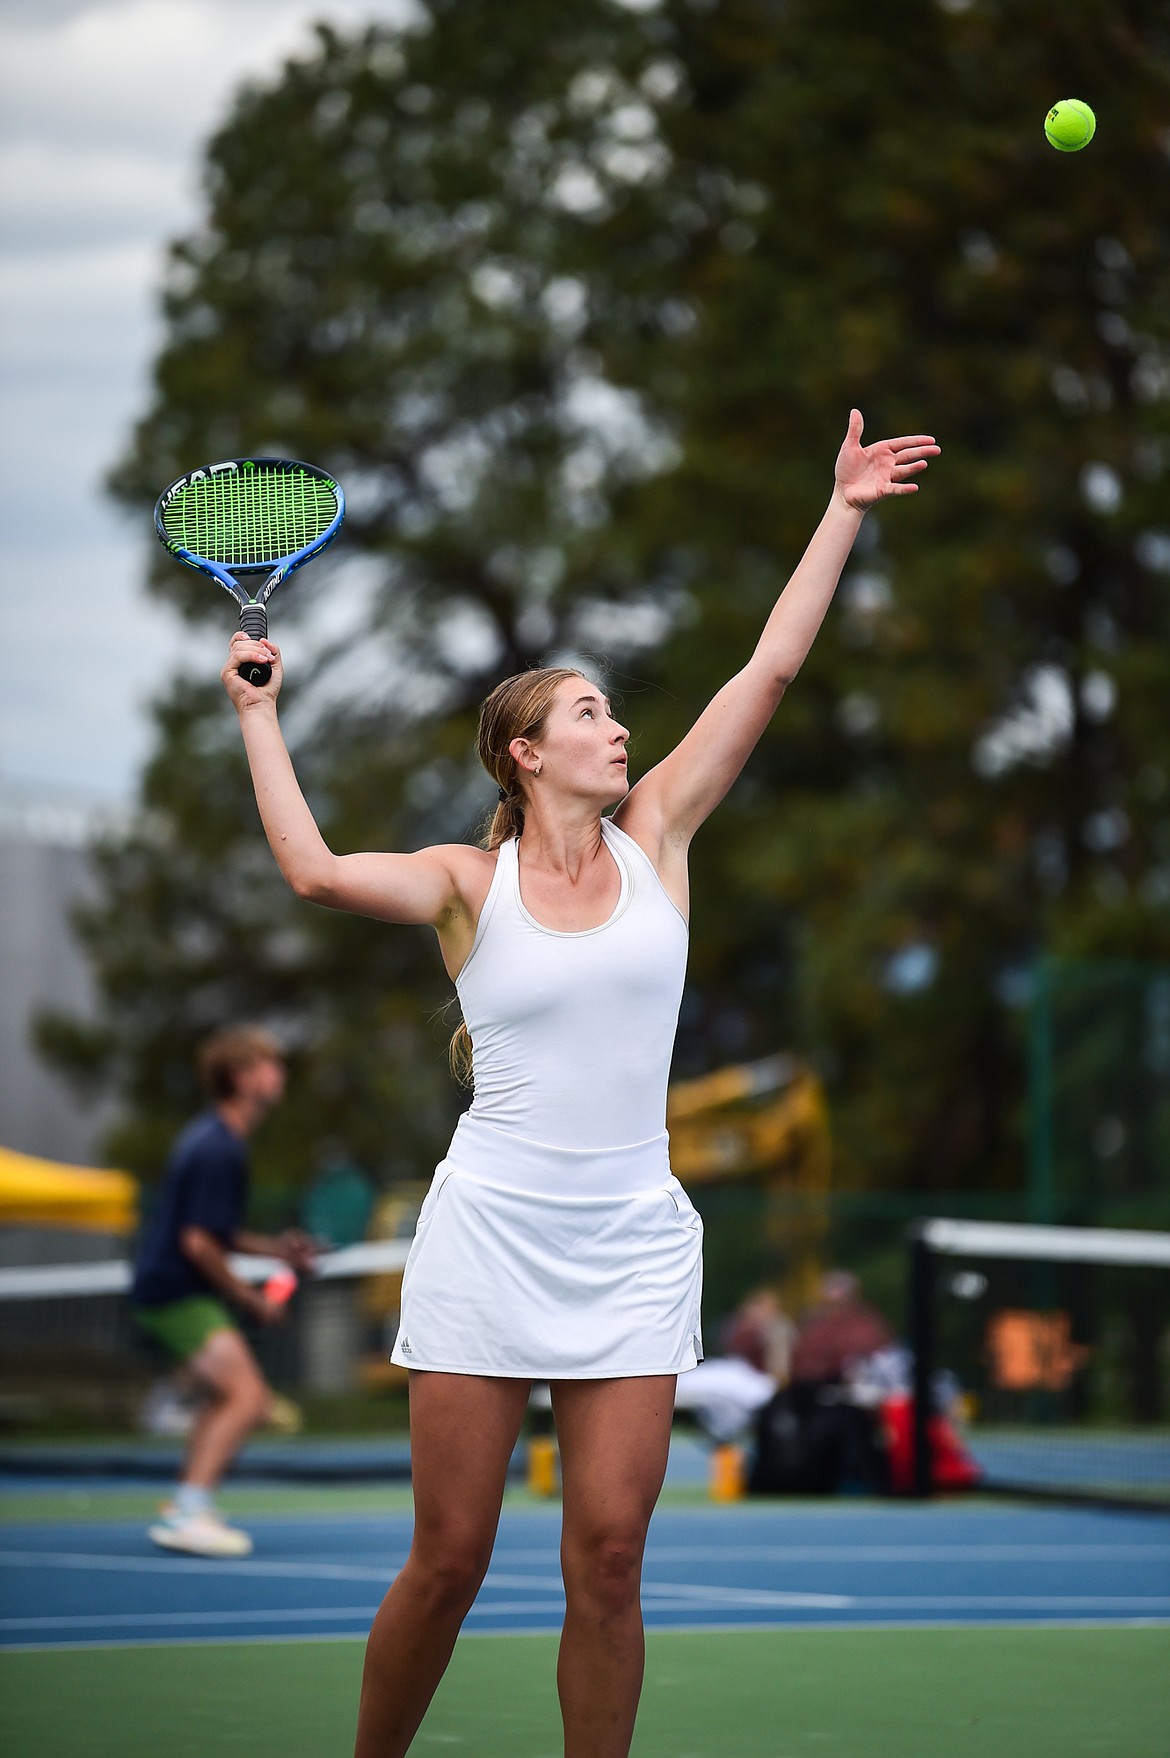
[220,633,472,934]
[621,411,938,852]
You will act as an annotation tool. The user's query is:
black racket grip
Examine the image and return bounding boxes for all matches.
[237,602,272,687]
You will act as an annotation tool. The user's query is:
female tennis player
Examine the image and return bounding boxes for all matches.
[222,409,937,1758]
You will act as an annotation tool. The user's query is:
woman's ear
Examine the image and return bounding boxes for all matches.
[509,736,539,776]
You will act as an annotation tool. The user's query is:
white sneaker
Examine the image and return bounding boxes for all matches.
[148,1506,253,1558]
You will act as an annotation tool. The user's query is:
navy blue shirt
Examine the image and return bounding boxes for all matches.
[132,1112,248,1307]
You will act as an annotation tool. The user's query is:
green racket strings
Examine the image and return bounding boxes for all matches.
[162,466,338,568]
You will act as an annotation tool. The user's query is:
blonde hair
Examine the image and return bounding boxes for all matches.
[449,666,587,1085]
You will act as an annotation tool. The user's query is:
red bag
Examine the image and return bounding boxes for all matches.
[883,1394,982,1494]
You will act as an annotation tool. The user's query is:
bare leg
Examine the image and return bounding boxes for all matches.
[552,1375,675,1758]
[183,1329,273,1491]
[353,1372,530,1758]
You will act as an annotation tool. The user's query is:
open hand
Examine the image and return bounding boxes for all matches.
[834,409,939,513]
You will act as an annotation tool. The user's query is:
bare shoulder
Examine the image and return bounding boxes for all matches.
[611,786,690,921]
[423,842,501,980]
[611,784,665,866]
[425,842,499,917]
[425,841,498,873]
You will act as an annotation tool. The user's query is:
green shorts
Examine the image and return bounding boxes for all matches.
[134,1296,238,1362]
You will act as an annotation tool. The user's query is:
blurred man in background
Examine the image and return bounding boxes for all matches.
[789,1270,893,1385]
[131,1026,315,1557]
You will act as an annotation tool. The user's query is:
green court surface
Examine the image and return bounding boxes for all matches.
[2,1626,1168,1758]
[0,1483,422,1525]
[4,1482,1167,1756]
[0,1481,713,1525]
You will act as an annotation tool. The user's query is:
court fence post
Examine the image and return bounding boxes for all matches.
[908,1226,935,1499]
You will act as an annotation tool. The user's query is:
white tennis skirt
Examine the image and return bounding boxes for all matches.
[390,1113,704,1379]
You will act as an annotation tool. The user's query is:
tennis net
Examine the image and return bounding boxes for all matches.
[0,1238,412,1436]
[908,1218,1170,1508]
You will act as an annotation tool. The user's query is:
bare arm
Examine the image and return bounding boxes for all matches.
[221,635,469,929]
[622,411,938,851]
[180,1225,274,1323]
[233,1227,318,1273]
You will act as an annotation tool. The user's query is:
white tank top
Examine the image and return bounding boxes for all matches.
[455,818,689,1150]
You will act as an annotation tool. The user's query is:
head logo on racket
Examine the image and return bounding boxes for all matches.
[154,457,345,685]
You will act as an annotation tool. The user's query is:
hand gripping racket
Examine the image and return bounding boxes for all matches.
[154,457,345,685]
[263,1267,298,1306]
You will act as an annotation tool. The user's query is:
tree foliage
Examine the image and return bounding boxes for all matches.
[45,0,1170,1207]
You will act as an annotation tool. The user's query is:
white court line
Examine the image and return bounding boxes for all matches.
[3,1552,1163,1636]
[0,1550,401,1582]
[6,1549,1165,1610]
[4,1616,1169,1655]
[6,1569,1162,1629]
[641,1584,851,1609]
[477,1589,844,1612]
[0,1552,848,1612]
[472,1596,844,1616]
[9,1594,1164,1637]
[0,1555,563,1598]
[0,1600,568,1636]
[0,1554,567,1594]
[472,1572,564,1592]
[503,1544,1170,1564]
[10,1543,1167,1582]
[488,1575,841,1610]
[1,1606,380,1631]
[837,1596,1170,1611]
[643,1592,1170,1613]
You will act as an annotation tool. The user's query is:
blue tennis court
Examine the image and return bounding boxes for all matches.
[3,1499,1168,1652]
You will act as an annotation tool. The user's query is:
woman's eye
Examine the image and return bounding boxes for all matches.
[581,709,593,719]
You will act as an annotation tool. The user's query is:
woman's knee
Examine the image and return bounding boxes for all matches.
[563,1519,646,1615]
[408,1527,495,1612]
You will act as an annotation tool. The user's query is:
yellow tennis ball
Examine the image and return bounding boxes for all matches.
[1044,99,1096,152]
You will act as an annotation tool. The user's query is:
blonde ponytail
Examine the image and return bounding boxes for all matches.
[484,796,525,851]
[449,1020,474,1087]
[446,665,588,1087]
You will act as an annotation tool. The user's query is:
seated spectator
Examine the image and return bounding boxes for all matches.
[749,1270,893,1496]
[789,1270,893,1384]
[721,1286,798,1383]
[677,1286,797,1443]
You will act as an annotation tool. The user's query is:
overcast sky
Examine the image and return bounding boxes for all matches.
[0,0,415,808]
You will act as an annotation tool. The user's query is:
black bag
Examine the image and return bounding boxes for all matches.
[749,1381,889,1496]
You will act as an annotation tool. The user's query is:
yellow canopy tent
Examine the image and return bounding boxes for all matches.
[0,1145,137,1234]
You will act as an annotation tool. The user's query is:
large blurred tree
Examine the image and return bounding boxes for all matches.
[42,0,1170,1208]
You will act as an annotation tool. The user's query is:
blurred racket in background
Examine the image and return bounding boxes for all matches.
[154,457,345,685]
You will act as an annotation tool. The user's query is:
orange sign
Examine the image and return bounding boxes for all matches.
[986,1310,1090,1392]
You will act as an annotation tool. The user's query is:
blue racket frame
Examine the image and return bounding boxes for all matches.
[153,456,345,685]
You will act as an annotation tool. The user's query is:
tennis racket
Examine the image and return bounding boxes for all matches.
[154,457,345,686]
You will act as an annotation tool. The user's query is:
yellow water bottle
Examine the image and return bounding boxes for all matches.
[709,1442,746,1502]
[527,1434,560,1497]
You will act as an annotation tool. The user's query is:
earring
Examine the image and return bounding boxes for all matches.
[534,765,542,777]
